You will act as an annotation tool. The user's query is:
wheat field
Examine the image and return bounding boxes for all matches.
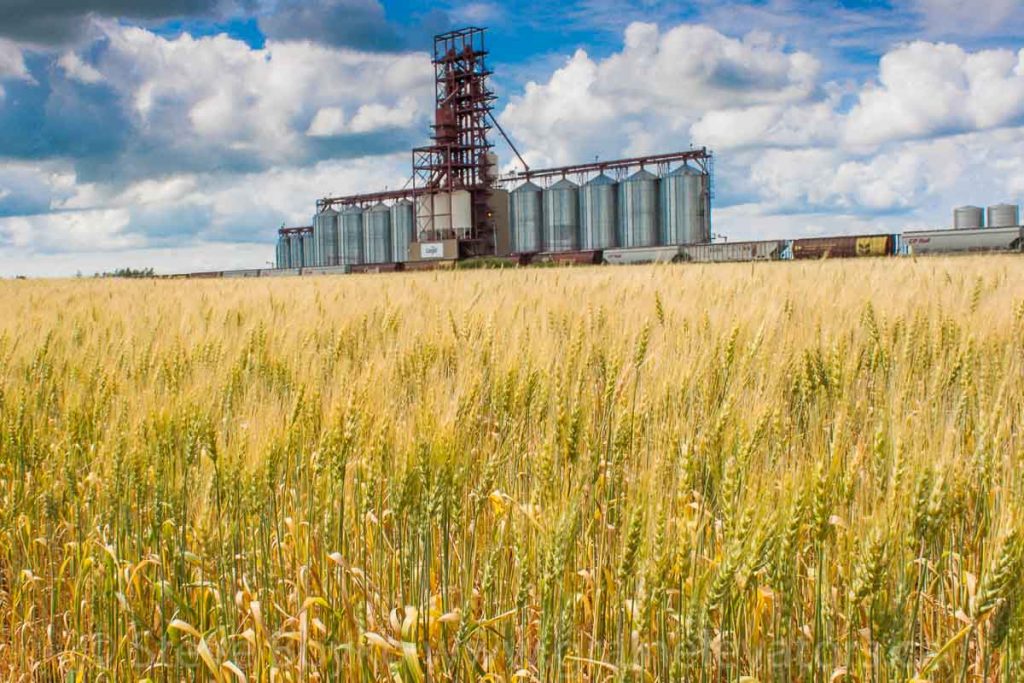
[1,257,1023,681]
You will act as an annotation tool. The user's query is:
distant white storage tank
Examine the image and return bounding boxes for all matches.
[579,174,617,250]
[510,180,543,253]
[415,191,472,239]
[953,206,984,230]
[660,165,708,245]
[390,200,414,262]
[618,169,659,248]
[314,208,339,265]
[364,203,392,264]
[542,178,580,252]
[987,203,1020,228]
[340,206,365,265]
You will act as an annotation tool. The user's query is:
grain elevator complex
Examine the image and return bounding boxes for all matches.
[273,27,712,273]
[238,26,1024,279]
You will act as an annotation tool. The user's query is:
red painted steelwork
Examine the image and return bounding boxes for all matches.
[318,189,424,211]
[411,27,497,253]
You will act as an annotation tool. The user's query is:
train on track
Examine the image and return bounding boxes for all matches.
[175,225,1024,279]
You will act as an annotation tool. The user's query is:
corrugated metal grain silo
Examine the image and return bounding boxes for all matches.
[390,200,414,262]
[953,206,984,230]
[618,169,659,248]
[660,165,708,245]
[340,206,365,265]
[988,203,1020,228]
[510,180,543,253]
[579,174,618,250]
[301,231,315,267]
[276,234,289,268]
[314,208,339,266]
[542,178,580,252]
[364,203,392,264]
[288,233,303,268]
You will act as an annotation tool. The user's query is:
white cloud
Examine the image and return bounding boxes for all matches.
[0,209,138,252]
[907,0,1024,37]
[691,100,840,150]
[348,97,421,133]
[843,42,1024,148]
[453,2,504,24]
[0,23,438,274]
[0,154,412,275]
[500,22,820,166]
[9,154,412,262]
[57,51,104,84]
[738,126,1024,233]
[498,21,1024,244]
[0,39,29,81]
[89,23,434,166]
[307,107,346,136]
[0,38,32,99]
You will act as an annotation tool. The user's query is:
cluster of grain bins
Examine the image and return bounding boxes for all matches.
[305,201,416,268]
[275,227,315,269]
[508,164,710,259]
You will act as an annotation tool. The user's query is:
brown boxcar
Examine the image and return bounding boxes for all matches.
[792,235,894,259]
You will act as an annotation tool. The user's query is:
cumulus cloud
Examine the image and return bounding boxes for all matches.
[0,23,433,180]
[0,158,412,274]
[500,23,820,166]
[843,42,1024,148]
[691,100,841,150]
[57,52,104,84]
[3,153,412,258]
[0,208,138,252]
[498,20,1024,242]
[0,23,432,268]
[307,107,346,136]
[744,127,1024,220]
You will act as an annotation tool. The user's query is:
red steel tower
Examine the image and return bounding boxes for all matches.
[412,27,498,256]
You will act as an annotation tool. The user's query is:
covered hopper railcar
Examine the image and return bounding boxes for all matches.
[791,235,896,259]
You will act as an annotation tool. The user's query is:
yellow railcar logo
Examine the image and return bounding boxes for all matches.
[856,236,888,256]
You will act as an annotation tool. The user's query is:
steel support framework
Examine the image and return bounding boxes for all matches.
[278,226,313,236]
[497,149,713,186]
[412,27,496,250]
[316,189,423,212]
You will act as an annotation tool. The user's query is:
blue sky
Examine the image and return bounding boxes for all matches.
[0,0,1022,275]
